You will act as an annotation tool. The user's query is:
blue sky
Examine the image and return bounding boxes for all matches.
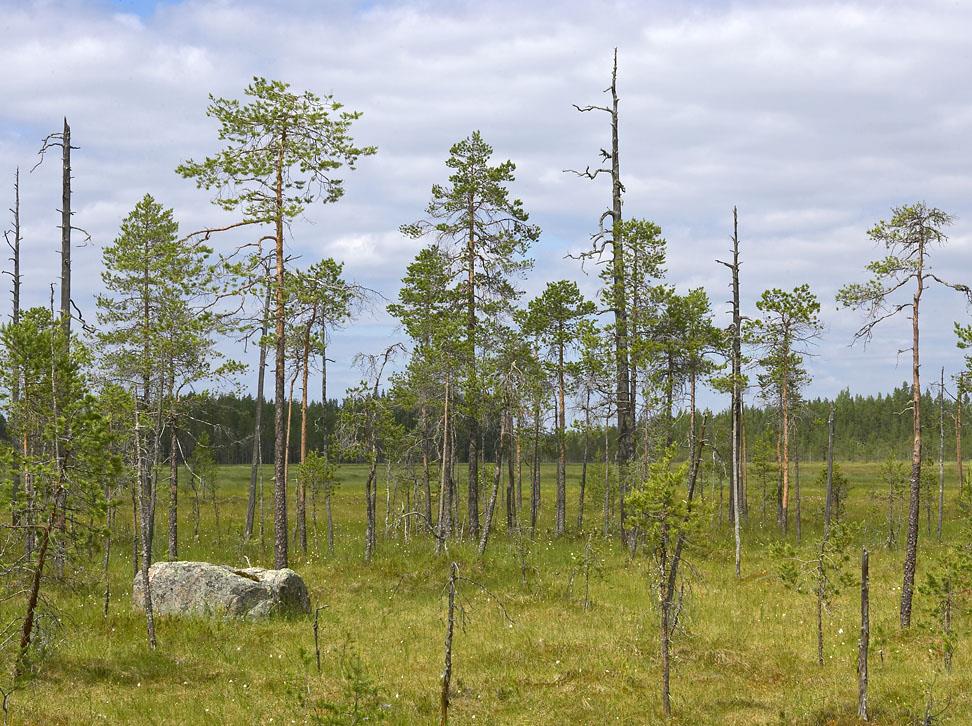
[2,0,971,411]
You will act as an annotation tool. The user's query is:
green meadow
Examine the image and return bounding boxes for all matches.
[5,461,970,724]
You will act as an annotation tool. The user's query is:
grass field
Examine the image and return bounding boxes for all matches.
[4,460,971,724]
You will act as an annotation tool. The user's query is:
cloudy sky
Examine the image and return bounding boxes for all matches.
[1,0,971,408]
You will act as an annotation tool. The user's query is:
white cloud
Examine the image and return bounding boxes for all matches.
[1,0,971,405]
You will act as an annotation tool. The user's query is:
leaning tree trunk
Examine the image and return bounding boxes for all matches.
[478,413,506,556]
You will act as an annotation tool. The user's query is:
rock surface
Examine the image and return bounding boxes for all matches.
[132,561,310,618]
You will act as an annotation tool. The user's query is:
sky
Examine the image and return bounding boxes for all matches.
[1,0,971,410]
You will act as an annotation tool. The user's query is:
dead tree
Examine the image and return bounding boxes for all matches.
[4,168,22,527]
[717,207,743,577]
[568,48,634,542]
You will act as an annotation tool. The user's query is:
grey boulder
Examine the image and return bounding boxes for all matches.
[132,561,310,618]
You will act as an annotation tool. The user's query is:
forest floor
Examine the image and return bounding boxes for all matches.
[5,461,971,724]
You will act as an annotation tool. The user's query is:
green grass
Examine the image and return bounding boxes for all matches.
[5,460,971,724]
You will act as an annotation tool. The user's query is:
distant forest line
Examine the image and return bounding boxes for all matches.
[60,380,957,466]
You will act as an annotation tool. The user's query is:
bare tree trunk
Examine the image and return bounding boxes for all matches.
[602,422,611,537]
[167,411,178,560]
[956,380,964,492]
[578,389,590,530]
[102,480,115,618]
[858,547,869,721]
[901,255,924,628]
[134,408,157,650]
[6,168,21,526]
[364,455,378,562]
[817,405,836,667]
[719,206,743,577]
[60,118,71,337]
[465,189,480,542]
[272,128,289,569]
[422,404,433,530]
[531,402,541,533]
[16,505,56,677]
[436,379,452,553]
[297,321,313,554]
[938,367,945,541]
[440,562,458,726]
[516,422,523,515]
[795,449,802,544]
[556,338,567,535]
[325,491,334,555]
[479,414,505,556]
[781,365,791,533]
[506,411,516,531]
[246,281,270,540]
[659,538,671,719]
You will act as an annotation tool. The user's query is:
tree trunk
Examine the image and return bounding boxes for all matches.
[729,207,743,577]
[16,504,56,677]
[603,422,611,536]
[135,410,157,650]
[556,338,567,535]
[364,455,378,562]
[659,528,672,719]
[606,51,635,540]
[817,404,836,667]
[938,367,945,541]
[956,381,964,492]
[167,413,178,560]
[858,547,869,721]
[440,562,458,726]
[506,411,517,531]
[465,190,480,541]
[578,389,590,530]
[245,281,270,540]
[297,320,313,554]
[325,492,334,555]
[531,402,541,533]
[795,449,802,544]
[901,259,923,628]
[781,360,791,534]
[272,127,289,569]
[516,422,523,515]
[422,404,433,531]
[479,413,505,556]
[436,378,452,553]
[60,119,71,337]
[8,168,21,526]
